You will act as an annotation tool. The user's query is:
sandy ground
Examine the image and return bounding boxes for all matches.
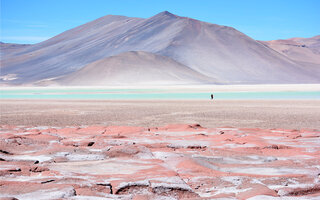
[1,99,320,129]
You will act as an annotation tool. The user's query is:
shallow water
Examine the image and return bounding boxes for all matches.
[0,88,319,100]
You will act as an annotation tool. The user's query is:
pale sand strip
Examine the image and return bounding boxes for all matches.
[1,99,319,129]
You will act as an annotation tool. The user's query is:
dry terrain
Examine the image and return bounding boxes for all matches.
[1,99,320,129]
[1,95,320,199]
[1,124,319,199]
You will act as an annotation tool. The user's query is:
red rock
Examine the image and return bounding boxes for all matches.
[236,184,278,199]
[74,185,111,197]
[132,194,150,200]
[105,145,149,158]
[0,124,319,199]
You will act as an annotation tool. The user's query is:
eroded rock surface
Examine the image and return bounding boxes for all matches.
[0,124,319,199]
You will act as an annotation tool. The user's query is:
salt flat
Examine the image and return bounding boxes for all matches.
[0,124,319,199]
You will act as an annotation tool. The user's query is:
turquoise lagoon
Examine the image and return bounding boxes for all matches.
[1,88,319,100]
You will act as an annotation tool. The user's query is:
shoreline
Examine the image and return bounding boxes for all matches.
[1,98,320,102]
[1,83,320,92]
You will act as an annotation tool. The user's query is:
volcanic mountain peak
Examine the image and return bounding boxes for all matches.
[154,11,179,18]
[1,12,319,86]
[151,11,210,26]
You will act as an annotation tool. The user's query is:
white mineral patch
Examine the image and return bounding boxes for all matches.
[49,159,153,175]
[212,186,251,195]
[49,140,59,144]
[0,186,75,200]
[247,195,320,200]
[153,196,178,200]
[152,151,180,160]
[69,196,109,200]
[55,152,69,157]
[70,193,132,199]
[121,138,164,144]
[0,174,63,182]
[66,154,105,161]
[2,154,52,162]
[15,132,34,135]
[192,155,278,165]
[221,143,257,148]
[23,150,38,154]
[216,128,239,131]
[136,151,154,159]
[89,148,104,152]
[166,140,209,148]
[34,126,50,130]
[154,131,202,136]
[221,167,311,176]
[0,165,18,170]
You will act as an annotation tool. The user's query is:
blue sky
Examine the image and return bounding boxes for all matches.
[1,0,319,44]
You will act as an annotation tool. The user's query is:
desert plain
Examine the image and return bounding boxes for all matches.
[0,85,320,199]
[1,99,320,130]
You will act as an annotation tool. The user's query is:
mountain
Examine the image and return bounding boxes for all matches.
[54,51,215,85]
[1,11,319,85]
[259,35,320,73]
[0,42,31,58]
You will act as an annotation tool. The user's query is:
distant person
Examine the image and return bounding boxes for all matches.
[211,94,214,100]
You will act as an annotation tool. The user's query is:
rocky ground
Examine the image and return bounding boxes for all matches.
[0,124,319,199]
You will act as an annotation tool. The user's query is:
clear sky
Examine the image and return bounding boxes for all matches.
[1,0,319,44]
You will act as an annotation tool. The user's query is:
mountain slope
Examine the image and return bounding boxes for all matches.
[155,16,319,83]
[0,15,145,84]
[0,42,31,58]
[55,51,215,85]
[1,11,320,85]
[259,35,320,71]
[1,12,189,84]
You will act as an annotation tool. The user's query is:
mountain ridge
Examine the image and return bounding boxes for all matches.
[259,35,320,75]
[1,11,319,85]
